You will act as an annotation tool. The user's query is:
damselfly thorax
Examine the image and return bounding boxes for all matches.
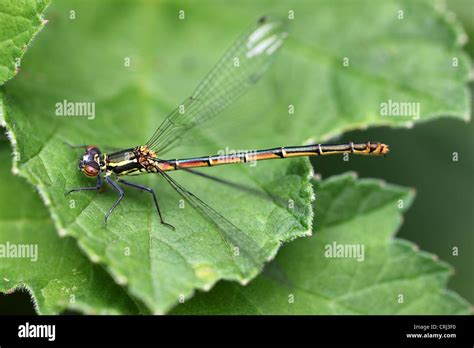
[105,146,158,176]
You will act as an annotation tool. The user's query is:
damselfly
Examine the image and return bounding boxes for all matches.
[66,16,388,256]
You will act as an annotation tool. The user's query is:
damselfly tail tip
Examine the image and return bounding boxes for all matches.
[380,143,390,156]
[368,142,389,156]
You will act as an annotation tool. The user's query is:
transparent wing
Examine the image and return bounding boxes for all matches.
[158,170,268,277]
[146,15,288,155]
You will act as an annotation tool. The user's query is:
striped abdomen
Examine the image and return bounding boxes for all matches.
[156,142,389,172]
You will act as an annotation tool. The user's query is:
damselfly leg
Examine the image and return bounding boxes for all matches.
[104,176,124,225]
[117,178,175,230]
[65,172,174,229]
[65,175,102,195]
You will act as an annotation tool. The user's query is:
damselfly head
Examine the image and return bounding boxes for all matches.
[78,146,102,177]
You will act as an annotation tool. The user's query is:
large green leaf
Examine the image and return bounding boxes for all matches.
[1,0,470,313]
[0,138,140,314]
[0,0,50,86]
[171,173,471,314]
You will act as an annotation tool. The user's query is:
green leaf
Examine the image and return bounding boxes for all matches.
[0,0,50,86]
[171,173,471,314]
[0,138,141,314]
[1,0,470,314]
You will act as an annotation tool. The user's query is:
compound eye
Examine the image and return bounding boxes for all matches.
[83,164,99,177]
